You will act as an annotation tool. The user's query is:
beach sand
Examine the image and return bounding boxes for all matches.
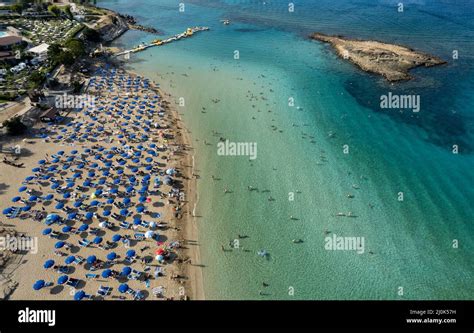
[0,65,204,300]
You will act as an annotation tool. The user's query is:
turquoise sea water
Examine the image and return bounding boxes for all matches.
[98,0,474,299]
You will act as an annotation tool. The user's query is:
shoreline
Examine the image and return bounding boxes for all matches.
[117,64,205,299]
[156,86,205,300]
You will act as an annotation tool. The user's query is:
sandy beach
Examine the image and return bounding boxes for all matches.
[0,62,204,300]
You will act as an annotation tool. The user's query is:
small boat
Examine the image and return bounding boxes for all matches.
[220,19,230,25]
[257,250,268,257]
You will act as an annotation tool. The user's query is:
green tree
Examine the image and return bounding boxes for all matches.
[11,3,24,13]
[64,5,73,19]
[65,39,85,57]
[48,5,61,17]
[83,28,101,42]
[29,71,45,88]
[3,117,27,136]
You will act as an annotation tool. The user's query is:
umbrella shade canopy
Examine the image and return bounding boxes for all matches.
[120,209,129,216]
[106,252,117,260]
[2,207,13,215]
[86,255,97,264]
[57,275,69,285]
[33,280,46,290]
[121,266,132,276]
[55,202,64,209]
[43,259,55,269]
[11,196,21,202]
[126,249,136,258]
[85,212,94,219]
[78,224,89,232]
[65,255,75,264]
[74,290,86,301]
[101,269,112,278]
[118,284,129,293]
[93,237,103,244]
[103,210,111,217]
[112,234,121,242]
[44,194,54,200]
[67,212,77,220]
[145,231,154,239]
[62,225,72,233]
[46,213,60,222]
[18,186,27,192]
[42,228,52,235]
[54,241,65,249]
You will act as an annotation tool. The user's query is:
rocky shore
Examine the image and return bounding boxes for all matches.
[311,33,447,82]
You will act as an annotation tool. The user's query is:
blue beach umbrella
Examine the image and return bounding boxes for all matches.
[55,241,65,249]
[101,269,112,278]
[44,194,54,201]
[63,192,71,199]
[86,255,97,264]
[33,280,46,291]
[78,224,88,232]
[67,212,77,220]
[28,196,38,202]
[85,212,94,219]
[55,202,65,209]
[65,255,75,265]
[57,275,69,284]
[126,250,136,258]
[3,208,12,215]
[121,267,131,276]
[11,196,21,202]
[118,284,129,293]
[136,206,145,213]
[120,209,128,216]
[42,228,52,235]
[22,205,32,212]
[62,225,72,233]
[74,290,86,301]
[73,201,83,208]
[43,259,55,269]
[93,236,103,244]
[112,234,121,242]
[103,210,111,217]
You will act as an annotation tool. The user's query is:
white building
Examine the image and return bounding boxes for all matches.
[28,43,49,61]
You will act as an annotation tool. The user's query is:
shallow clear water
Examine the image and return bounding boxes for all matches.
[98,0,474,299]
